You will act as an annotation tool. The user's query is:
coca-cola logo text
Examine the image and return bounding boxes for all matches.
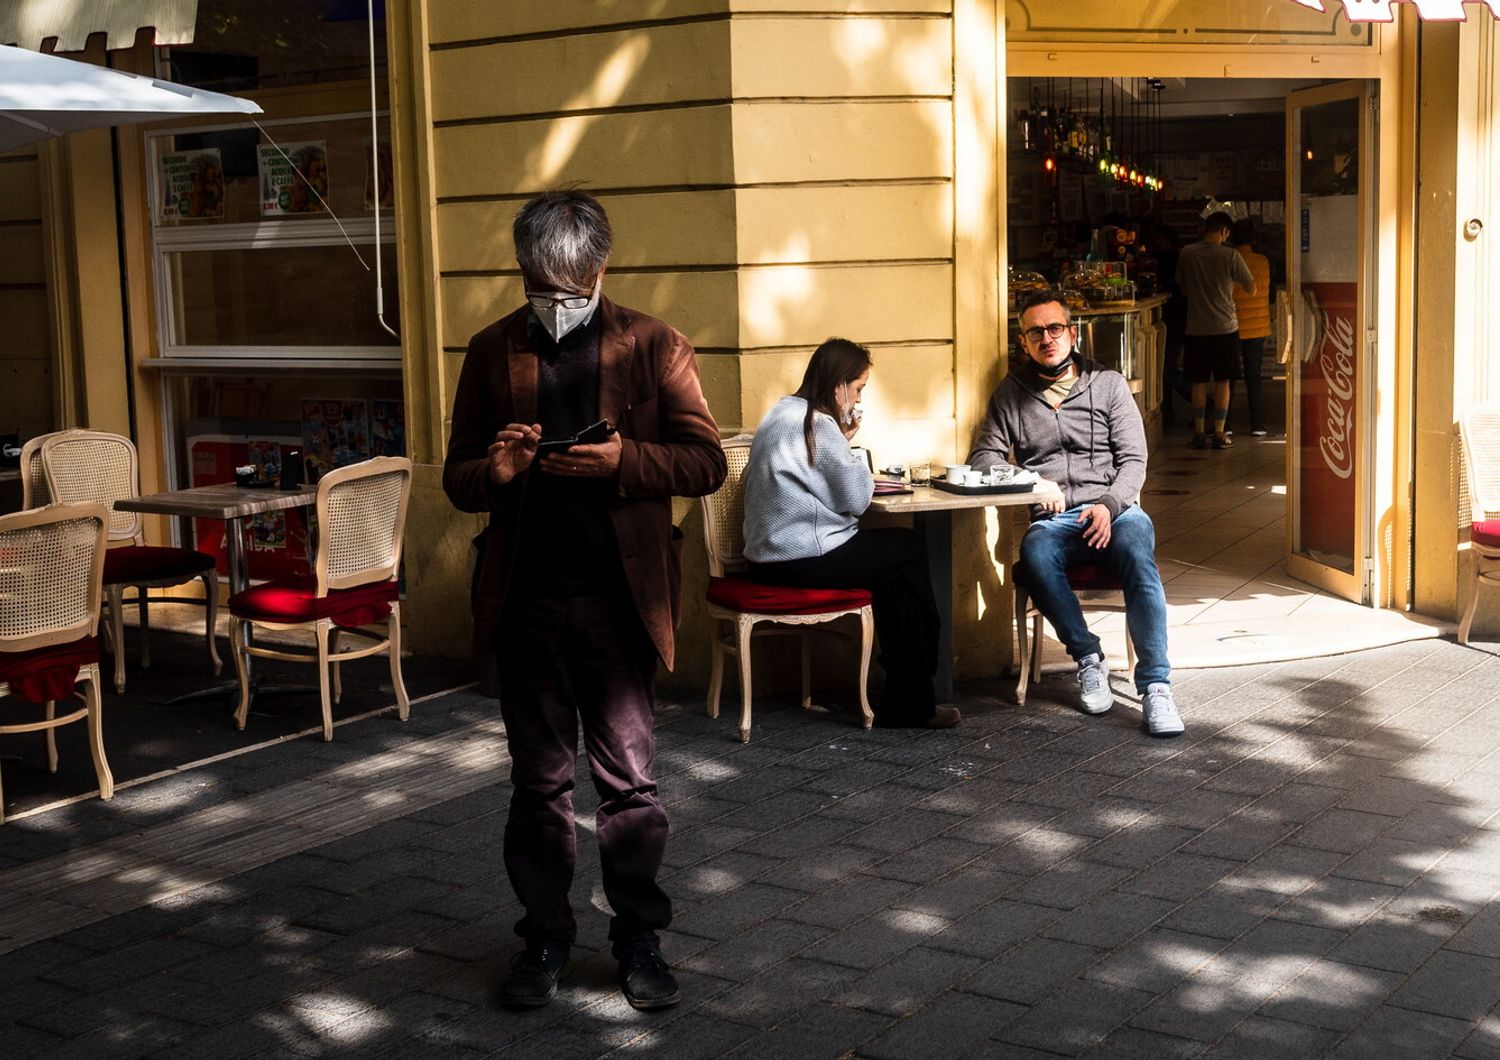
[1318,312,1355,480]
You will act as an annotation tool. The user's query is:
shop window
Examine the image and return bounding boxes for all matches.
[147,113,397,360]
[166,0,387,93]
[158,369,405,578]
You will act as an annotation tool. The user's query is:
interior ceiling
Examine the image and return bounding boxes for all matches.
[1015,77,1334,119]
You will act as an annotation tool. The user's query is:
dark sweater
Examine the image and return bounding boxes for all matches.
[514,311,619,587]
[967,357,1148,520]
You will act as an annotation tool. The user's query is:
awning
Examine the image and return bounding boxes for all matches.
[0,43,260,153]
[1293,0,1500,20]
[0,0,198,53]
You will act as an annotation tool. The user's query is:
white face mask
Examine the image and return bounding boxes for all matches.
[835,383,864,426]
[530,280,601,342]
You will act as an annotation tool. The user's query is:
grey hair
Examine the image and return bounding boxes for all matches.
[513,190,613,291]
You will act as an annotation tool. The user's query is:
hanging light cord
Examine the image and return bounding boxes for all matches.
[368,0,398,338]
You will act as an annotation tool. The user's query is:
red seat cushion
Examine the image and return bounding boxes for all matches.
[104,545,215,585]
[1066,564,1125,592]
[0,637,100,703]
[1474,520,1500,549]
[229,577,398,627]
[707,575,871,616]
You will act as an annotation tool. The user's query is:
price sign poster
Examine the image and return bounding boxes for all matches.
[159,149,224,222]
[258,141,328,215]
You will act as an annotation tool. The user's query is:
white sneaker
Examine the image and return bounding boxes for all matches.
[1075,654,1114,715]
[1142,683,1185,737]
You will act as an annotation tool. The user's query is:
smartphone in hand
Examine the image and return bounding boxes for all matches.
[535,419,617,456]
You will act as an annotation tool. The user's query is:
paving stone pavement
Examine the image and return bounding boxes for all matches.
[2,637,1500,1058]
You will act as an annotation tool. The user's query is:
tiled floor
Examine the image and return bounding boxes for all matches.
[1032,428,1447,676]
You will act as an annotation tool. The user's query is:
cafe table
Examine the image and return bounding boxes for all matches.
[867,479,1063,702]
[114,482,320,709]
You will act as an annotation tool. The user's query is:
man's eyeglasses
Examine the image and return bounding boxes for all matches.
[1021,322,1072,343]
[526,291,594,310]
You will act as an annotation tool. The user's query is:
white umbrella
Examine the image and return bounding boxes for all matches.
[0,43,261,154]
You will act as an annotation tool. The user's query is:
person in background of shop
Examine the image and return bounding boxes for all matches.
[1175,211,1256,449]
[1228,218,1273,437]
[968,290,1184,738]
[1150,224,1191,428]
[741,338,959,730]
[443,190,726,1013]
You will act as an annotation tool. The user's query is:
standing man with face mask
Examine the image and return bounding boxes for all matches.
[967,290,1183,737]
[443,190,726,1011]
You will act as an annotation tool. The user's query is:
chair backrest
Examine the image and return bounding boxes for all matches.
[314,456,413,595]
[38,430,142,543]
[18,431,66,509]
[700,434,755,578]
[0,503,109,653]
[1461,403,1500,525]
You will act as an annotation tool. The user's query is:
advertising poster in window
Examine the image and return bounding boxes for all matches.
[258,141,328,215]
[302,399,370,482]
[371,399,406,456]
[246,440,287,551]
[159,149,224,222]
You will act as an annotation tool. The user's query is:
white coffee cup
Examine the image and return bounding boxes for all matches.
[963,470,983,487]
[945,463,970,484]
[987,465,1015,485]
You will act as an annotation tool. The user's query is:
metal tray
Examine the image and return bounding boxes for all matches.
[930,479,1036,496]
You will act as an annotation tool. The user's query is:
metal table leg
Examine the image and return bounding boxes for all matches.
[917,509,955,703]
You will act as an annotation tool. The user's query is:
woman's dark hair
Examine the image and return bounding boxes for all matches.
[793,337,872,465]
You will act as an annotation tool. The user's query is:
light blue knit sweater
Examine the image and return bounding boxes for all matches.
[742,396,875,563]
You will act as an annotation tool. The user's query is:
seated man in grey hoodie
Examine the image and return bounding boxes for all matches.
[968,290,1183,736]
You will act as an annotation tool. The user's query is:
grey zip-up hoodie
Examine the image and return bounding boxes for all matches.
[967,356,1147,521]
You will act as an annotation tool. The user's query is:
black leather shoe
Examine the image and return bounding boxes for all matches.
[924,705,962,728]
[499,941,570,1008]
[618,945,681,1011]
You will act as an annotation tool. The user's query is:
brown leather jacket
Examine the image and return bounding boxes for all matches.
[443,297,726,671]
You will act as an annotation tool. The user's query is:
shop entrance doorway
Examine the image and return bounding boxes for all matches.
[1004,74,1379,611]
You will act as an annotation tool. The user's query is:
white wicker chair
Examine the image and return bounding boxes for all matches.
[18,432,56,509]
[228,456,412,741]
[699,434,874,742]
[0,503,113,824]
[1015,569,1136,705]
[1459,403,1500,644]
[39,430,221,693]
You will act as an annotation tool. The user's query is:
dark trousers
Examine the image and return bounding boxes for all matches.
[1227,336,1267,434]
[495,579,670,955]
[1161,336,1190,425]
[748,528,939,725]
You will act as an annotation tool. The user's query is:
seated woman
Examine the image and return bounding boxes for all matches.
[741,338,959,729]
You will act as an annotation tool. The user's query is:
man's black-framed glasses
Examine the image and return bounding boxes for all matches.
[1022,322,1072,343]
[526,291,594,310]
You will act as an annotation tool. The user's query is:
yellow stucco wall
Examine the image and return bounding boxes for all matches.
[1414,19,1500,635]
[391,1,1018,690]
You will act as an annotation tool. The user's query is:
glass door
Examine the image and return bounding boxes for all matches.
[1284,80,1375,603]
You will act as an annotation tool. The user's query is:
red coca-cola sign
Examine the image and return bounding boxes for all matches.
[1299,282,1357,567]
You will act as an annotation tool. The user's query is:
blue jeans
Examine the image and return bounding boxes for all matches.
[1017,504,1170,691]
